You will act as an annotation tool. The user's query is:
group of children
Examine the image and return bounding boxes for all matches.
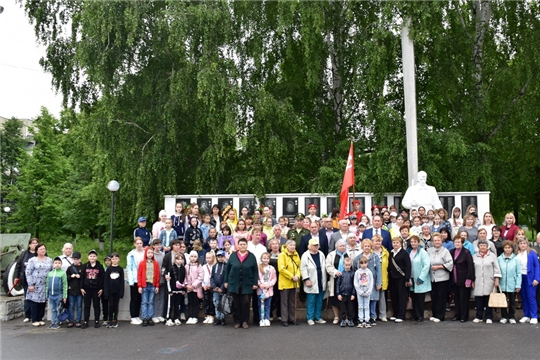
[45,250,125,329]
[336,257,375,328]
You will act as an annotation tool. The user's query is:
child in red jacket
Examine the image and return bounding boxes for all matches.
[137,247,160,326]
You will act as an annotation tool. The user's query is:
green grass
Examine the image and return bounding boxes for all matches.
[43,236,133,268]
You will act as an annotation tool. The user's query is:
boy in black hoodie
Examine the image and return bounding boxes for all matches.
[211,250,227,325]
[66,252,83,328]
[81,250,105,329]
[104,252,124,328]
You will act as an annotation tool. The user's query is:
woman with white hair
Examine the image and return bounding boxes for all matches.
[326,239,350,324]
[60,243,74,272]
[472,240,501,324]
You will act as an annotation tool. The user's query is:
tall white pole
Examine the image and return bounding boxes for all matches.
[401,19,418,187]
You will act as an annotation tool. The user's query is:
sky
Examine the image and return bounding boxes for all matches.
[0,1,63,120]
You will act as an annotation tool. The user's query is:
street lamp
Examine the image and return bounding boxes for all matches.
[3,207,10,233]
[107,180,120,253]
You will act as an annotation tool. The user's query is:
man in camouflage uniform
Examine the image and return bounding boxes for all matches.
[287,213,310,249]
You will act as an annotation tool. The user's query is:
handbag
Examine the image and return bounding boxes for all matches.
[488,286,508,308]
[218,293,233,314]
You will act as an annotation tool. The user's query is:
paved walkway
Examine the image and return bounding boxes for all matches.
[1,317,538,360]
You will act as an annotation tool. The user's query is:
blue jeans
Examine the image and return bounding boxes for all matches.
[141,285,155,320]
[49,295,62,325]
[68,294,82,322]
[213,292,225,320]
[358,296,370,322]
[369,299,377,320]
[263,297,272,320]
[305,292,324,321]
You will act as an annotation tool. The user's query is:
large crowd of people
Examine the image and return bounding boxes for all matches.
[14,202,540,330]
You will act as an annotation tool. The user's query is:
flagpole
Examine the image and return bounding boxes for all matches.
[350,140,355,204]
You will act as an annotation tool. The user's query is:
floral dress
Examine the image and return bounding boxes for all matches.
[25,257,52,303]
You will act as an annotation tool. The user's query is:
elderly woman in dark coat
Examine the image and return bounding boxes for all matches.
[225,238,258,329]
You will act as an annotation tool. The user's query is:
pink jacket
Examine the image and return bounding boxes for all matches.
[185,263,204,299]
[257,265,277,298]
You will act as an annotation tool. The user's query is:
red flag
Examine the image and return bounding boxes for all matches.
[339,143,354,220]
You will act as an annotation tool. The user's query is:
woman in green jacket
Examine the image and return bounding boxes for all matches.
[225,238,258,329]
[408,235,431,322]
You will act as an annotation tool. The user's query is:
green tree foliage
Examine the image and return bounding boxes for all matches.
[13,0,540,238]
[1,117,28,232]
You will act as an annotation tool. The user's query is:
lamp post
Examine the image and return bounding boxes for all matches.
[107,181,120,253]
[3,206,10,233]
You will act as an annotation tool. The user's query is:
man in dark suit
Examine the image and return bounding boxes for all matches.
[318,217,337,256]
[300,222,328,256]
[329,220,351,253]
[362,215,392,251]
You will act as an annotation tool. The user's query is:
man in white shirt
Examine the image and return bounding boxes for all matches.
[248,229,267,265]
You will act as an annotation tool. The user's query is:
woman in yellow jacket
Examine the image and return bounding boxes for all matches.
[372,235,389,321]
[278,240,301,327]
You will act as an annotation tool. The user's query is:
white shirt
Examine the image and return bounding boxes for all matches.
[248,242,267,265]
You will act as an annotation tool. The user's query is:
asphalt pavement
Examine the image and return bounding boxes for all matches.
[1,317,539,360]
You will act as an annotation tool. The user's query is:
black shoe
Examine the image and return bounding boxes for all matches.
[282,322,289,327]
[411,317,418,322]
[288,320,299,326]
[81,322,89,329]
[110,321,118,328]
[94,321,100,328]
[369,318,377,326]
[148,319,155,326]
[460,319,467,323]
[66,322,75,328]
[221,320,226,326]
[451,317,459,321]
[417,318,424,322]
[142,319,148,327]
[214,320,221,326]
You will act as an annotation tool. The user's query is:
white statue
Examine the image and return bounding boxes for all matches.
[402,171,443,210]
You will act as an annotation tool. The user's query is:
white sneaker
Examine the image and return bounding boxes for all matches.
[472,318,483,323]
[207,316,214,324]
[180,313,186,321]
[520,317,530,323]
[259,320,265,327]
[394,319,403,323]
[152,317,161,323]
[186,318,193,324]
[174,319,182,326]
[264,319,271,327]
[381,317,388,322]
[165,319,174,326]
[131,317,142,325]
[333,317,340,324]
[429,317,435,321]
[307,320,315,326]
[202,317,209,324]
[390,317,396,321]
[315,319,327,324]
[192,318,198,324]
[530,318,538,324]
[432,318,441,323]
[158,316,165,322]
[509,319,517,324]
[500,318,508,324]
[486,319,492,324]
[23,318,30,323]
